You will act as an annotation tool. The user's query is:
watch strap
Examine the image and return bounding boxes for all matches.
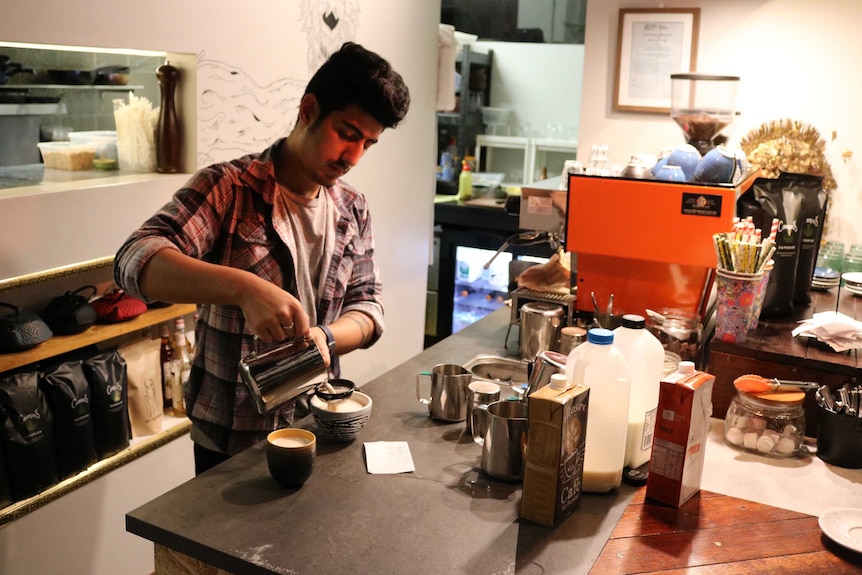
[319,324,336,352]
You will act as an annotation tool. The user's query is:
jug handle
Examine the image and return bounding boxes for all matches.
[471,404,490,446]
[416,371,432,405]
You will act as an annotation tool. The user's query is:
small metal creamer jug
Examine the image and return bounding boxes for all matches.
[519,301,564,360]
[416,364,473,422]
[239,336,332,415]
[472,400,529,482]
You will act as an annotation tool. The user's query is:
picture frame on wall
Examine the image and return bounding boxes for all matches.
[613,8,700,114]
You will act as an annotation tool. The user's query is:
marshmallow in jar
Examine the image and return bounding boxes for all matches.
[723,390,805,457]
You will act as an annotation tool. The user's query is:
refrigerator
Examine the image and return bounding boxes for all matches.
[425,224,552,347]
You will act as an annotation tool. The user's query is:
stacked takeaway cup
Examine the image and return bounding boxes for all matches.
[713,217,776,344]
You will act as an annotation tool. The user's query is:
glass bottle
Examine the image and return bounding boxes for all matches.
[184,314,198,354]
[458,160,472,202]
[159,323,174,410]
[174,317,194,357]
[172,326,190,417]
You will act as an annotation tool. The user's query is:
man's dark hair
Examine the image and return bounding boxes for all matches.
[304,42,410,130]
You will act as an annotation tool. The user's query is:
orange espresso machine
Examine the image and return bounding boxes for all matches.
[564,172,758,320]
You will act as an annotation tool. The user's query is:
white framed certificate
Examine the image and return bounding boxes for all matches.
[614,8,700,114]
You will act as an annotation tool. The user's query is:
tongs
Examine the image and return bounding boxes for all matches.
[733,374,820,394]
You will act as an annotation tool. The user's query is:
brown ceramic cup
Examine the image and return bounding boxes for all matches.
[266,428,316,488]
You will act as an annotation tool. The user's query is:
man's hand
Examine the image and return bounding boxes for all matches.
[237,274,310,342]
[309,326,332,367]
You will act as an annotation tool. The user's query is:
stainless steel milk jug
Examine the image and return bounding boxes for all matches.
[519,302,564,359]
[239,336,331,415]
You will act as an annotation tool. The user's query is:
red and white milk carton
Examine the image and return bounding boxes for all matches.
[645,361,714,508]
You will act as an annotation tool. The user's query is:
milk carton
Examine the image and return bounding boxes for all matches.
[645,361,714,508]
[520,374,589,527]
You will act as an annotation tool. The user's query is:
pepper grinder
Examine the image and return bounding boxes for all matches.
[156,63,181,173]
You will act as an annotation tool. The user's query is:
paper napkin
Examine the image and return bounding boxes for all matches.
[363,441,416,474]
[792,311,862,352]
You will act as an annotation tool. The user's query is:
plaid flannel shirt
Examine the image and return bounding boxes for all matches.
[114,139,384,454]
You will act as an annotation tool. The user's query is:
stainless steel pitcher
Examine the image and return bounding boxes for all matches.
[239,336,330,415]
[416,364,473,422]
[472,400,529,482]
[519,302,564,360]
[525,350,568,396]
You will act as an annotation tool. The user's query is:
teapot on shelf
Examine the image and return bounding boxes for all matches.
[0,56,34,85]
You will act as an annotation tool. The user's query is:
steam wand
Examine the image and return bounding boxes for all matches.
[483,231,561,270]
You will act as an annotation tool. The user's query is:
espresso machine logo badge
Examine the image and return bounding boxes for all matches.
[681,192,722,218]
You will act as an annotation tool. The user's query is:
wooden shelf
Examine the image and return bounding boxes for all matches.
[0,84,144,91]
[0,303,197,373]
[0,415,191,527]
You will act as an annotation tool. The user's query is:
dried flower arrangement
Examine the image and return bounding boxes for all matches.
[740,119,836,193]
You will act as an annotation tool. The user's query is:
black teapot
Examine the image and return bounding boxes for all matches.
[0,302,53,353]
[42,285,98,335]
[0,55,34,85]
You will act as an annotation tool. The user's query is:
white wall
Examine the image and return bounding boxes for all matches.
[0,1,438,574]
[579,0,862,246]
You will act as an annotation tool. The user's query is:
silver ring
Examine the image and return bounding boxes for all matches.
[282,322,294,331]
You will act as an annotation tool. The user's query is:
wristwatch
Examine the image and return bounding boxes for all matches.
[319,324,336,352]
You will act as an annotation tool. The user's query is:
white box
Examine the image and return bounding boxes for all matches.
[68,130,118,160]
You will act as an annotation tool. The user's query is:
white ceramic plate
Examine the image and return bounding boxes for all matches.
[845,285,862,297]
[843,272,862,286]
[819,507,862,553]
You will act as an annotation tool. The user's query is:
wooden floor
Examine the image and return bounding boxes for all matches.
[589,488,862,574]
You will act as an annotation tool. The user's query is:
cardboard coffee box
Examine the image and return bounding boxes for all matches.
[645,366,715,508]
[520,383,589,527]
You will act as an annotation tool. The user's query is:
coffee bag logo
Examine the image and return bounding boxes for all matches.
[106,382,123,403]
[803,215,820,238]
[19,409,41,434]
[72,395,90,418]
[778,219,798,243]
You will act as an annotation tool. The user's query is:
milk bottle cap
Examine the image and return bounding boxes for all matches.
[620,314,646,329]
[587,328,614,345]
[678,361,696,375]
[548,373,569,390]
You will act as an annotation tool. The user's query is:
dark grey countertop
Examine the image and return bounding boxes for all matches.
[126,308,636,575]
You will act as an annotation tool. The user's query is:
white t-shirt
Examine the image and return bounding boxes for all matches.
[273,185,335,325]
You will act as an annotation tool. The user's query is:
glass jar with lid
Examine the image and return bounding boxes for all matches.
[644,308,703,368]
[723,390,806,457]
